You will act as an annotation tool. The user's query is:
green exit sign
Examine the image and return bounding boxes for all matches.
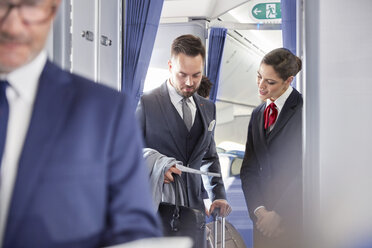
[252,3,281,20]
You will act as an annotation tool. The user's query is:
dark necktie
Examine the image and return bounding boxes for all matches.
[182,98,192,131]
[0,80,9,168]
[264,102,278,130]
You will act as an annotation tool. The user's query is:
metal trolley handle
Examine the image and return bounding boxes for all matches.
[212,209,225,248]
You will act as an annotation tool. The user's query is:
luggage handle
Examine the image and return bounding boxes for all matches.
[212,208,225,248]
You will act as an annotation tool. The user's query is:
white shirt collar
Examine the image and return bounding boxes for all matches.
[0,51,47,244]
[266,86,293,111]
[1,51,47,103]
[167,79,196,107]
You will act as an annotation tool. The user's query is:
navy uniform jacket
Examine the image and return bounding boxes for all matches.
[3,61,161,248]
[240,88,303,247]
[136,82,226,212]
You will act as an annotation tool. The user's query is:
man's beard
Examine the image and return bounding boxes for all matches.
[177,86,199,98]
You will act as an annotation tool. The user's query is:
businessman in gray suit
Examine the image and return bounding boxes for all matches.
[136,34,231,217]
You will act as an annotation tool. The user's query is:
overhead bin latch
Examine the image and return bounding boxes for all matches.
[100,35,112,46]
[81,30,94,42]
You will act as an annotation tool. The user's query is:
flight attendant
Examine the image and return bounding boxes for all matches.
[240,48,303,248]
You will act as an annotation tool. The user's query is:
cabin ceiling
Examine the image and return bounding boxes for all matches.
[161,0,282,53]
[161,0,250,20]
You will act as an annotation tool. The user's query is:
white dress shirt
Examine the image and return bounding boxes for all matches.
[254,86,293,215]
[0,51,47,244]
[265,86,293,132]
[167,80,197,125]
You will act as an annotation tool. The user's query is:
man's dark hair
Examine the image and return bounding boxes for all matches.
[171,34,206,61]
[197,76,213,98]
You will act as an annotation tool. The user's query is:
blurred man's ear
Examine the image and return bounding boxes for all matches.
[52,0,62,18]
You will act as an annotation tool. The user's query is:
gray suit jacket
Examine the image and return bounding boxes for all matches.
[136,82,226,212]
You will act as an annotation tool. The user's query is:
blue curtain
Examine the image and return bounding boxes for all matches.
[206,28,227,103]
[281,0,297,87]
[122,0,164,102]
[281,0,296,54]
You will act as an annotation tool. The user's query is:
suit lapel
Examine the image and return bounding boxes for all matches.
[268,89,301,143]
[4,62,75,241]
[256,104,269,149]
[187,95,208,165]
[156,82,188,161]
[253,103,273,177]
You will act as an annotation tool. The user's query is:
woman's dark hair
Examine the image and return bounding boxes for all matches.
[171,34,206,61]
[197,76,213,98]
[261,48,302,81]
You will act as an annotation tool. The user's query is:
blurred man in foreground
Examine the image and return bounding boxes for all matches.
[0,0,160,247]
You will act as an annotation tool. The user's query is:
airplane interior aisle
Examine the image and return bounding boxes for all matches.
[225,177,253,247]
[142,2,281,247]
[9,0,371,247]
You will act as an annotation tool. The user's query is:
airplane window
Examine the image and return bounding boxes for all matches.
[230,158,243,177]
